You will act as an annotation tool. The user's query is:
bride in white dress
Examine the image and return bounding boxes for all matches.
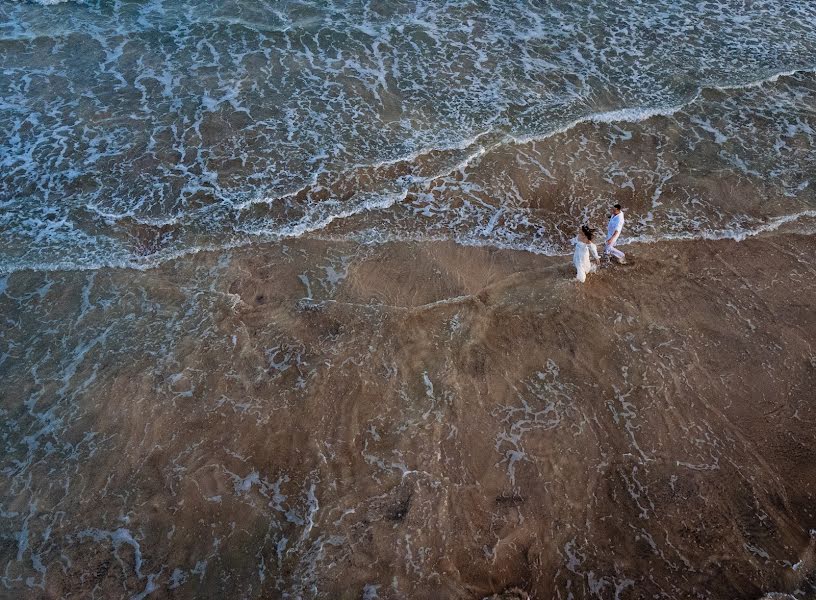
[573,225,601,283]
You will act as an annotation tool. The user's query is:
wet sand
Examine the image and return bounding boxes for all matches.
[2,230,816,599]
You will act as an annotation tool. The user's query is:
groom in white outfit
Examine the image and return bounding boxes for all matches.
[606,203,626,264]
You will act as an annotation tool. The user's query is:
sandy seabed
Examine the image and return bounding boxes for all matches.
[1,228,816,599]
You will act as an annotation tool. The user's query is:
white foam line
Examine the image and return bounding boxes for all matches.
[710,67,816,91]
[502,210,816,255]
[332,210,816,257]
[4,209,814,275]
[229,131,498,214]
[349,130,497,172]
[0,240,247,275]
[24,0,72,5]
[85,207,184,228]
[0,191,408,275]
[510,99,700,146]
[511,66,816,147]
[626,210,816,246]
[241,190,408,242]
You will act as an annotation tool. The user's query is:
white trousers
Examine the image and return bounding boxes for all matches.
[605,242,625,259]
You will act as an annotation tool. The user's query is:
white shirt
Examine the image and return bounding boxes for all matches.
[607,212,624,241]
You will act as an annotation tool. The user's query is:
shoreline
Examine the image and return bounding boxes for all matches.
[3,209,816,277]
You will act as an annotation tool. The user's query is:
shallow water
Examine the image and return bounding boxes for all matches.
[2,1,816,599]
[2,235,816,598]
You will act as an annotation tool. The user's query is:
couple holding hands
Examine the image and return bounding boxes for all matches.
[573,204,626,283]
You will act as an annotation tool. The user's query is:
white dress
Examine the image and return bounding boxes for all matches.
[573,238,600,283]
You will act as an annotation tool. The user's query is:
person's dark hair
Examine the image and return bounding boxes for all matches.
[581,225,596,241]
[613,203,622,210]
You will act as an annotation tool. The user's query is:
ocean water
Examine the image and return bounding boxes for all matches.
[2,0,816,272]
[3,2,816,599]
